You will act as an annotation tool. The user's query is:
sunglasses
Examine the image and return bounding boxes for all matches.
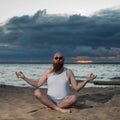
[54,56,63,60]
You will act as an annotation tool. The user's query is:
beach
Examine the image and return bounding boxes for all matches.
[0,85,120,120]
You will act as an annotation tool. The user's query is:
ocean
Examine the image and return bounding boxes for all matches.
[0,64,120,88]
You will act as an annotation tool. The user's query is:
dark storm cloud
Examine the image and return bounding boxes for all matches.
[0,8,120,62]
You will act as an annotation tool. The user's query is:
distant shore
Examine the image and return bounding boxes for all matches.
[0,84,120,120]
[0,62,120,64]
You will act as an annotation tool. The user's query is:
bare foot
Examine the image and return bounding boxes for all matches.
[46,106,71,113]
[57,108,71,113]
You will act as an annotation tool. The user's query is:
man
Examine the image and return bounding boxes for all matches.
[16,52,97,113]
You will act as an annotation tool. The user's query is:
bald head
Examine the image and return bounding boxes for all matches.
[53,52,64,58]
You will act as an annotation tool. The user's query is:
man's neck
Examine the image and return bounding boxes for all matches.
[54,67,64,74]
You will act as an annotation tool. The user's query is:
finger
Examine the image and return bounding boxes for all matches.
[93,75,97,79]
[90,73,93,76]
[16,72,20,78]
[16,72,19,76]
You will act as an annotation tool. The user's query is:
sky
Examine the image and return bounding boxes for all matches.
[0,0,120,63]
[0,0,120,23]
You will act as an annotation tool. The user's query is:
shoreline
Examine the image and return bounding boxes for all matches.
[0,85,120,120]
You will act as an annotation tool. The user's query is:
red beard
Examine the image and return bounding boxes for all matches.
[53,61,64,72]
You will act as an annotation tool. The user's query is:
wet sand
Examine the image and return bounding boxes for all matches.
[0,85,120,120]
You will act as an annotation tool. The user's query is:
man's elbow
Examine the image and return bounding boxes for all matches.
[35,82,40,88]
[74,87,80,92]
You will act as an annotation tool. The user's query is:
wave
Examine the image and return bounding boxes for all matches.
[110,77,120,81]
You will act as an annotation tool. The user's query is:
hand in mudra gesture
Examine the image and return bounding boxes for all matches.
[87,73,97,81]
[16,71,25,79]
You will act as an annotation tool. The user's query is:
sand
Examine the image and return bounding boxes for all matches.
[0,84,120,120]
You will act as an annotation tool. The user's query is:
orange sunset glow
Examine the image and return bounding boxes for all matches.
[76,60,93,64]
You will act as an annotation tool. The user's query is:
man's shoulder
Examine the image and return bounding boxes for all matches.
[65,67,72,73]
[46,67,53,73]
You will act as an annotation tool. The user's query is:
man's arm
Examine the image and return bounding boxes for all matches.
[16,70,48,88]
[67,69,97,91]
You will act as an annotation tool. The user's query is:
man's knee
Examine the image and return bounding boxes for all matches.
[71,95,77,103]
[34,89,42,98]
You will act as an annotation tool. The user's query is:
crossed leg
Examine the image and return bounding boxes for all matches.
[57,95,77,108]
[34,89,77,113]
